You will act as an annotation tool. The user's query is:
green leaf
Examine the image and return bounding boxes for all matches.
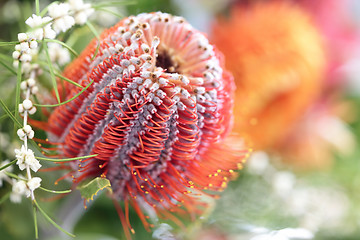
[0,159,16,171]
[15,62,22,126]
[0,41,18,46]
[92,0,136,8]
[55,72,83,88]
[77,177,112,202]
[43,40,61,103]
[39,187,71,194]
[33,204,38,239]
[0,58,17,75]
[34,199,76,237]
[36,154,97,162]
[85,21,100,39]
[0,99,22,128]
[35,0,40,15]
[34,79,93,108]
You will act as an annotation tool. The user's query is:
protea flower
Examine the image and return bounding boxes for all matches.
[45,12,247,238]
[211,1,326,150]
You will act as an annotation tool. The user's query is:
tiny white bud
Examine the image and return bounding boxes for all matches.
[23,125,32,133]
[28,107,37,115]
[22,99,33,110]
[12,51,20,60]
[13,60,19,68]
[20,42,30,52]
[27,78,36,87]
[31,86,39,94]
[29,40,38,49]
[20,81,27,90]
[20,54,32,62]
[17,129,26,139]
[18,33,28,42]
[18,104,24,113]
[15,44,21,51]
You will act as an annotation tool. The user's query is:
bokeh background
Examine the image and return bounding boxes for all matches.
[1,0,360,239]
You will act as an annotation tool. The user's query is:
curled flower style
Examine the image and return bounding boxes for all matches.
[45,12,247,237]
[211,1,326,150]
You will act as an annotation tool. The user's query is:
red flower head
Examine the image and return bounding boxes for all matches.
[46,12,247,237]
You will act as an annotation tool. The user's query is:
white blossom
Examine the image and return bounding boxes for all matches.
[14,146,41,172]
[25,14,56,40]
[47,42,71,65]
[68,0,94,25]
[27,177,41,192]
[48,3,75,33]
[25,153,41,172]
[11,179,30,203]
[17,125,35,141]
[10,191,22,203]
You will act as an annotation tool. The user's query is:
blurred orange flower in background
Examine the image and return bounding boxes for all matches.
[211,1,326,152]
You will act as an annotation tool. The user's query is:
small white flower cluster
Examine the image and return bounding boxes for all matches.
[17,125,34,141]
[15,146,41,172]
[26,14,56,40]
[20,77,38,95]
[47,0,94,33]
[11,176,42,203]
[48,3,75,34]
[8,0,95,204]
[68,0,94,25]
[18,98,37,115]
[12,33,38,66]
[12,0,94,72]
[13,70,42,202]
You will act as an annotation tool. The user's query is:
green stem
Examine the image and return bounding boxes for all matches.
[33,204,38,239]
[54,72,83,88]
[0,58,17,75]
[0,41,19,46]
[0,99,23,128]
[34,80,93,107]
[37,154,97,162]
[0,159,16,171]
[39,187,71,194]
[35,0,40,15]
[15,62,22,126]
[34,199,76,237]
[43,40,61,103]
